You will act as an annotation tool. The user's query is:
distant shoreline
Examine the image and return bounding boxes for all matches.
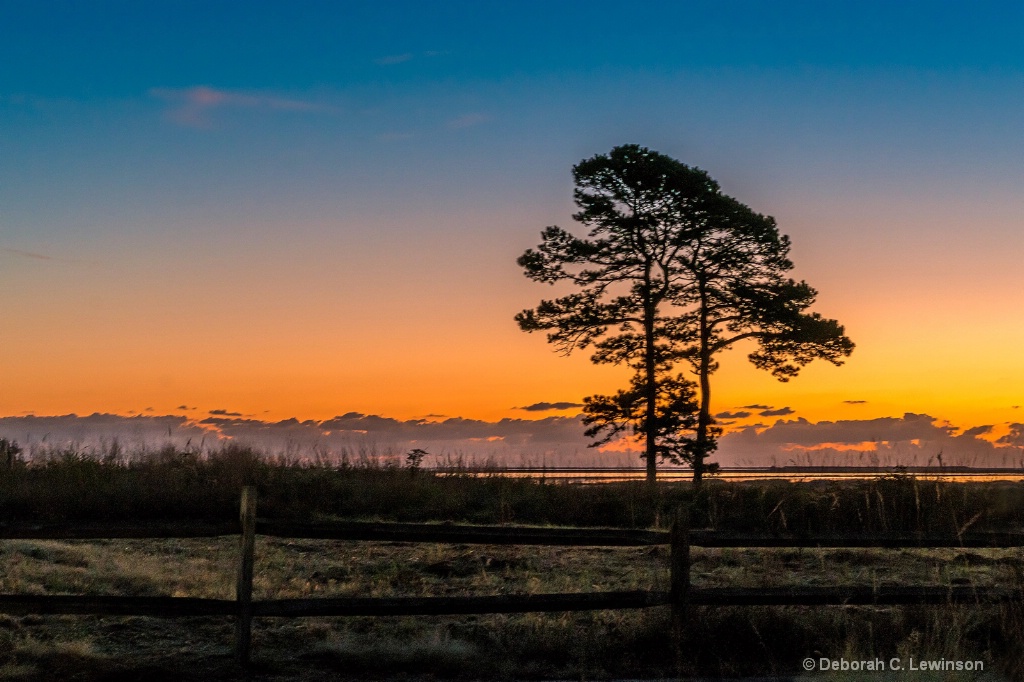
[449,465,1024,474]
[439,465,1024,482]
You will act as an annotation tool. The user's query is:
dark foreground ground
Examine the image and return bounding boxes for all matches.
[1,448,1023,679]
[1,537,1021,680]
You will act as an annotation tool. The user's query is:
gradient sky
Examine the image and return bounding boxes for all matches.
[2,1,1023,463]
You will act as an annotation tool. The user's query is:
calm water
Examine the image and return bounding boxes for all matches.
[445,468,1024,484]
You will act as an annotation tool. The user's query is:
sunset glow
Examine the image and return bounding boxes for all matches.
[2,1,1022,466]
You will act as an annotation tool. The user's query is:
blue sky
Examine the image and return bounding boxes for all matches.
[5,1,1020,248]
[5,2,1021,95]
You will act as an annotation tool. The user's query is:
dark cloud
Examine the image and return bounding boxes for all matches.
[27,411,590,465]
[316,413,587,445]
[199,416,268,428]
[746,413,950,446]
[741,404,771,410]
[180,412,599,465]
[997,423,1024,447]
[209,409,243,417]
[5,412,1020,470]
[759,407,795,417]
[516,402,585,412]
[843,400,868,404]
[319,412,406,433]
[0,413,212,454]
[715,411,752,419]
[715,413,1013,468]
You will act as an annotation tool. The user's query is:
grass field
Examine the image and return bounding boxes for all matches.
[1,444,1023,679]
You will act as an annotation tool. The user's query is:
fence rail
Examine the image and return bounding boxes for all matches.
[2,487,1022,666]
[0,595,236,617]
[6,520,1024,548]
[0,521,239,539]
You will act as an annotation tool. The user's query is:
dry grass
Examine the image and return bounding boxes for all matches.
[0,536,1022,679]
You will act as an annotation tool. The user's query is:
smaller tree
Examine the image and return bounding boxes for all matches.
[405,447,428,474]
[582,370,701,467]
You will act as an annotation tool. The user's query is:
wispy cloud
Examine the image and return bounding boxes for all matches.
[843,400,868,404]
[515,402,584,412]
[375,53,414,65]
[149,86,330,128]
[209,409,243,417]
[760,407,795,417]
[447,112,489,129]
[1,247,83,264]
[375,50,449,66]
[715,411,752,419]
[1,247,56,261]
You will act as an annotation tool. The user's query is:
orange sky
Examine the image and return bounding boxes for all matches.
[4,197,1023,435]
[2,4,1022,457]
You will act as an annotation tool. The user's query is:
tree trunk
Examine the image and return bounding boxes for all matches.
[693,354,711,490]
[643,300,658,486]
[692,281,711,490]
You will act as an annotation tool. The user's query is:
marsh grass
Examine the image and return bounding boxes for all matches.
[4,444,1024,535]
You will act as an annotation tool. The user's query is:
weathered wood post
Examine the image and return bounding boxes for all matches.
[670,504,690,675]
[235,485,257,665]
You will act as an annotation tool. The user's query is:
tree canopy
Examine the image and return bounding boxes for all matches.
[673,189,855,484]
[516,145,854,484]
[517,145,718,482]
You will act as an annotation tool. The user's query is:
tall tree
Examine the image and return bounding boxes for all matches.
[517,144,855,486]
[675,190,855,487]
[516,145,717,483]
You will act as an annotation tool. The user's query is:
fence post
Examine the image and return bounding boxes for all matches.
[670,504,690,675]
[235,486,257,665]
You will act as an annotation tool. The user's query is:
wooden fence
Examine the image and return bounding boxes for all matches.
[2,486,1024,666]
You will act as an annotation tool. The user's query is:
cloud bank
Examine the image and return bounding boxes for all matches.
[717,414,1024,468]
[2,412,1021,469]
